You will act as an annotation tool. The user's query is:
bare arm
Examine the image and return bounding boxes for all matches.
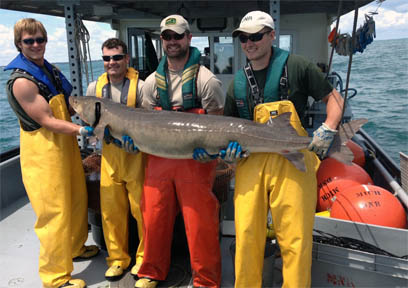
[13,78,83,135]
[322,88,344,130]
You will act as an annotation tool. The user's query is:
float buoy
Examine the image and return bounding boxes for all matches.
[317,158,372,185]
[316,179,361,211]
[331,184,407,228]
[316,158,373,211]
[346,140,365,167]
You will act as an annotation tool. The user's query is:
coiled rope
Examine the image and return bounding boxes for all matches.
[74,16,93,86]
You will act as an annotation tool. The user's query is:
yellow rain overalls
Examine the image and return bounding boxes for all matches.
[96,68,146,270]
[20,93,89,288]
[234,101,320,288]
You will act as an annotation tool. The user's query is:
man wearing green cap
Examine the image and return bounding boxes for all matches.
[135,14,224,288]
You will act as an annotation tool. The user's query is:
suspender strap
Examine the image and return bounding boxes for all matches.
[279,62,289,100]
[243,63,263,105]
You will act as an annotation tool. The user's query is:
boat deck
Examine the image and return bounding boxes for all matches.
[1,196,279,288]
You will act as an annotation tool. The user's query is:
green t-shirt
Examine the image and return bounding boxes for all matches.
[224,54,333,120]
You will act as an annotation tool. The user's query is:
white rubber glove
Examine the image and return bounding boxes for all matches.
[308,123,337,158]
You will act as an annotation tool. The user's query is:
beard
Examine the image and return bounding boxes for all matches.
[165,44,189,60]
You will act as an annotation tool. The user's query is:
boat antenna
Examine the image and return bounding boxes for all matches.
[327,0,343,77]
[339,1,359,127]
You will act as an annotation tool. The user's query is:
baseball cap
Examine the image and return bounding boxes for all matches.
[160,15,190,34]
[232,11,275,37]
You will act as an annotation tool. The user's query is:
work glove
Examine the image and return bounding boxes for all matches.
[193,148,219,163]
[79,126,94,137]
[103,127,122,148]
[122,135,139,154]
[308,123,338,158]
[219,141,247,163]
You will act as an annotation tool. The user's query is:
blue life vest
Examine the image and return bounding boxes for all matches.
[4,53,73,103]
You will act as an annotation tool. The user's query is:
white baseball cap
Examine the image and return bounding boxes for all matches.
[232,11,275,37]
[160,15,190,34]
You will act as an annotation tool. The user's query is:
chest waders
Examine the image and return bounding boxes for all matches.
[20,94,89,287]
[138,48,221,288]
[233,100,320,288]
[95,68,146,270]
[5,53,89,287]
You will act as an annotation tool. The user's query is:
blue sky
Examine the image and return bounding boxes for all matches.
[0,0,407,66]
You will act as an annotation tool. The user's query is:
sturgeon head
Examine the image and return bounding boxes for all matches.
[69,96,108,141]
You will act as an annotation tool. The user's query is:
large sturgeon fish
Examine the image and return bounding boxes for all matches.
[69,96,367,171]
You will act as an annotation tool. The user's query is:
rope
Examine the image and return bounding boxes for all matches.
[327,0,342,77]
[74,16,94,87]
[339,2,359,128]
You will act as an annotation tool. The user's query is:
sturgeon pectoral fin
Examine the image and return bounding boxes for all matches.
[282,152,306,172]
[94,124,106,142]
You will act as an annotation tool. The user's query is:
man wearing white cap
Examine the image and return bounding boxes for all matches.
[135,14,224,288]
[224,11,344,287]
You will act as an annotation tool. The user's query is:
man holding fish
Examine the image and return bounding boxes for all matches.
[86,38,146,281]
[5,18,98,288]
[223,11,345,288]
[135,14,226,288]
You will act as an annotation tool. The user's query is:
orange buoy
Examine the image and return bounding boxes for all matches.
[317,158,373,187]
[346,140,365,167]
[316,179,361,211]
[316,158,373,211]
[331,184,407,229]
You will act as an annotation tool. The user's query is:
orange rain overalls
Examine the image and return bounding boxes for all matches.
[138,154,221,288]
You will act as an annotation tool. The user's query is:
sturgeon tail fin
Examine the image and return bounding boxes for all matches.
[327,119,368,165]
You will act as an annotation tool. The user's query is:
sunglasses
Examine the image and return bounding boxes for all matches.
[238,31,270,43]
[22,37,46,45]
[161,32,185,41]
[102,54,125,62]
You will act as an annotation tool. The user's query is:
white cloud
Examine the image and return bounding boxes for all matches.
[0,24,18,66]
[82,20,117,62]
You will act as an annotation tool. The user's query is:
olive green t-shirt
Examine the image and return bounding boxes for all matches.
[224,54,333,120]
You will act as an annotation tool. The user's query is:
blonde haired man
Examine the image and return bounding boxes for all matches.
[5,18,98,288]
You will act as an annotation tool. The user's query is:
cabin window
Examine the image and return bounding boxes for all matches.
[128,28,159,80]
[191,36,210,69]
[214,37,234,74]
[191,36,234,75]
[279,35,292,52]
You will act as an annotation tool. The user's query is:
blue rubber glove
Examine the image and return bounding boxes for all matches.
[193,148,218,163]
[308,123,338,158]
[79,126,94,136]
[122,135,139,154]
[103,127,122,147]
[219,141,246,163]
